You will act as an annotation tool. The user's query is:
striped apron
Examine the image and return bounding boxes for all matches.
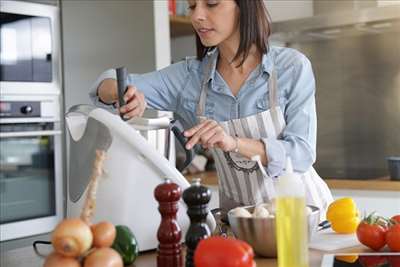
[196,55,333,220]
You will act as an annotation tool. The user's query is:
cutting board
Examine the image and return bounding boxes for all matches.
[309,228,360,251]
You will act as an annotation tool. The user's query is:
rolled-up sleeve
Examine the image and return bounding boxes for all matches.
[262,55,317,176]
[88,68,118,112]
[89,61,191,112]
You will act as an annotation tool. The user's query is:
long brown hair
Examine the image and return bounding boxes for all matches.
[196,0,272,67]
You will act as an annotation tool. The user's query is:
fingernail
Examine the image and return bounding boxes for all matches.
[186,144,191,150]
[123,115,129,119]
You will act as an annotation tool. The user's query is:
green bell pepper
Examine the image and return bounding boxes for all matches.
[111,225,139,265]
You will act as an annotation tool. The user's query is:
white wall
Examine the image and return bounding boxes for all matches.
[62,0,157,110]
[153,0,171,69]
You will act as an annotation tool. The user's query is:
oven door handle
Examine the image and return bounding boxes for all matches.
[0,130,62,138]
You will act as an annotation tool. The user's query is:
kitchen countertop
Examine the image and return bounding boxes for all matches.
[186,171,400,191]
[1,243,374,267]
[2,174,397,267]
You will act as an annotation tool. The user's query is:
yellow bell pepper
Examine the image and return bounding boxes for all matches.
[330,216,360,234]
[335,255,359,263]
[326,197,360,234]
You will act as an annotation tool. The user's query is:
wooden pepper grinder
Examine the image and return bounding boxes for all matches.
[154,178,183,267]
[183,178,211,267]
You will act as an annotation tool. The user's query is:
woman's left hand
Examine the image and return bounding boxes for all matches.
[184,119,236,152]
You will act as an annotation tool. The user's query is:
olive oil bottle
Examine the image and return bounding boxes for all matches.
[276,158,309,267]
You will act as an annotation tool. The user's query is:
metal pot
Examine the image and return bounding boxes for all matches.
[227,204,320,258]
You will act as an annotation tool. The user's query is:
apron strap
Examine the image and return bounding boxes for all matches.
[268,70,281,133]
[251,155,276,201]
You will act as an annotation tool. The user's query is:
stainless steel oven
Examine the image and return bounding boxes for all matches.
[0,95,63,241]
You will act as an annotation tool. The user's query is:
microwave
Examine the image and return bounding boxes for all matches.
[0,0,62,95]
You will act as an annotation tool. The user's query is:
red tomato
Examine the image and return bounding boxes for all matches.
[391,215,400,224]
[234,239,255,259]
[386,224,400,252]
[356,221,387,251]
[194,237,255,267]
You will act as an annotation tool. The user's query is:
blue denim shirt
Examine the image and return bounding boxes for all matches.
[89,46,317,177]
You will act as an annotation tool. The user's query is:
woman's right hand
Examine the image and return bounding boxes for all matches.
[98,79,147,119]
[118,85,147,119]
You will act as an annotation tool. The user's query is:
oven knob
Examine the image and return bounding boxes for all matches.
[21,105,33,114]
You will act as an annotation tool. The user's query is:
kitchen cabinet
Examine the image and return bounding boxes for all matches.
[169,15,196,62]
[170,15,193,37]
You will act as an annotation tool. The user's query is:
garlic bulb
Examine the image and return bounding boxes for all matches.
[231,207,252,218]
[253,204,270,218]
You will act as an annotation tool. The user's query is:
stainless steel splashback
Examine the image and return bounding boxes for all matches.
[287,32,400,179]
[271,5,400,43]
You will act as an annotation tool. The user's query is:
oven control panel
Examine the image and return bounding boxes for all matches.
[0,101,41,118]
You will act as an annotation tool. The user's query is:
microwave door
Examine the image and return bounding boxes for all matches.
[0,15,33,82]
[0,12,52,82]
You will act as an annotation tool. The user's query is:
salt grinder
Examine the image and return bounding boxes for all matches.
[154,178,183,267]
[182,178,211,267]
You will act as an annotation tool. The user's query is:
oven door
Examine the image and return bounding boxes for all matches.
[0,122,63,241]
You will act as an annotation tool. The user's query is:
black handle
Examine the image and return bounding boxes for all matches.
[317,220,331,231]
[116,67,128,121]
[170,119,195,172]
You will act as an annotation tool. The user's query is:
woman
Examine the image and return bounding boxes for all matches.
[90,0,333,217]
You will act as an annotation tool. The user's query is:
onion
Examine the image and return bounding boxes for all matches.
[91,221,116,248]
[44,252,81,267]
[83,247,123,267]
[52,218,93,257]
